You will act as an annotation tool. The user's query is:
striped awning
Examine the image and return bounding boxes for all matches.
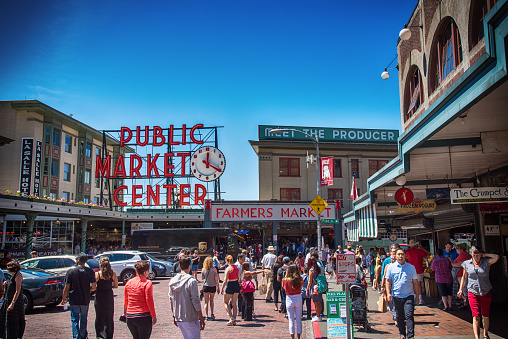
[345,204,378,242]
[347,219,359,242]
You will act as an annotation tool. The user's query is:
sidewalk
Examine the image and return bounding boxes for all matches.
[315,276,508,339]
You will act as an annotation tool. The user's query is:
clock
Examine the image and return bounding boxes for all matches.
[389,233,398,242]
[190,146,226,182]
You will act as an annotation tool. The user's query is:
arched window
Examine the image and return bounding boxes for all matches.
[470,0,498,50]
[429,18,463,93]
[404,66,424,122]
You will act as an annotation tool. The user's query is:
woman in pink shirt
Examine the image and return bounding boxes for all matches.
[122,262,157,339]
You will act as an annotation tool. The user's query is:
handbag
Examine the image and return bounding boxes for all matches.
[259,274,268,295]
[200,269,211,301]
[241,277,256,293]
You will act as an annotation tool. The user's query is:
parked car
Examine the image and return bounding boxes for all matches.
[146,254,172,278]
[95,250,152,284]
[20,255,99,275]
[3,268,66,313]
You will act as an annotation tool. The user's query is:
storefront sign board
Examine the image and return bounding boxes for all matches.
[451,187,508,204]
[336,253,356,283]
[19,138,34,196]
[485,225,500,236]
[395,199,436,214]
[131,222,153,234]
[211,203,335,222]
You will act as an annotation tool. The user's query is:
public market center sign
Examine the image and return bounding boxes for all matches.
[259,125,399,143]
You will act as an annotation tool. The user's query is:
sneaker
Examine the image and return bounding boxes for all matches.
[311,316,322,322]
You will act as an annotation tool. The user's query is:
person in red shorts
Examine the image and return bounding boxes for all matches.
[458,246,499,339]
[405,240,429,305]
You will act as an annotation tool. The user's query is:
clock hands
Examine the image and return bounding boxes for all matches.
[202,160,222,173]
[206,153,210,168]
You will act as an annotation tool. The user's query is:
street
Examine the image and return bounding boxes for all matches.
[23,275,313,339]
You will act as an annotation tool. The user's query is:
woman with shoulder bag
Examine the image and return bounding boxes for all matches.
[95,257,119,339]
[240,262,264,321]
[0,260,25,339]
[201,256,220,321]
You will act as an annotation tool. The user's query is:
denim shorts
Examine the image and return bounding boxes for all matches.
[436,282,453,297]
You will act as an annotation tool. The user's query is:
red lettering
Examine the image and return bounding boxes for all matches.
[147,185,160,206]
[132,185,143,206]
[241,208,250,218]
[250,208,257,218]
[146,154,160,177]
[168,125,179,145]
[177,153,190,176]
[113,185,127,206]
[290,208,299,217]
[281,208,290,217]
[180,184,190,206]
[300,208,307,217]
[190,124,204,144]
[153,126,165,146]
[95,154,111,178]
[223,208,231,218]
[136,126,149,146]
[112,155,126,178]
[181,124,187,145]
[195,184,206,205]
[130,155,143,178]
[259,208,266,218]
[267,208,273,218]
[164,153,175,177]
[308,208,316,217]
[120,127,132,147]
[232,208,240,219]
[163,184,177,206]
[216,208,223,219]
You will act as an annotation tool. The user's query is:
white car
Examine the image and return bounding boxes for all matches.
[20,255,99,275]
[95,251,152,284]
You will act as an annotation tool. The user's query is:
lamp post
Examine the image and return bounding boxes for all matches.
[269,128,323,252]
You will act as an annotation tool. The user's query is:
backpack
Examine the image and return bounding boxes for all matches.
[316,275,328,293]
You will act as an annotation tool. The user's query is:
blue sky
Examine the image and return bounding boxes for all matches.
[1,0,417,202]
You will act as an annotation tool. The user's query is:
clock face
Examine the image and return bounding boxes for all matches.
[190,146,226,182]
[389,233,398,242]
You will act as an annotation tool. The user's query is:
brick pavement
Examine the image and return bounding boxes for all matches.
[24,275,314,338]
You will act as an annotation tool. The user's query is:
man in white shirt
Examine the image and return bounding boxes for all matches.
[261,246,277,302]
[305,247,315,267]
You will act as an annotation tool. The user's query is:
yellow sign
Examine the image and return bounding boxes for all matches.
[310,195,328,215]
[395,199,437,214]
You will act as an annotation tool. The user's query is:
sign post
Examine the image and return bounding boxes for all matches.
[333,253,356,339]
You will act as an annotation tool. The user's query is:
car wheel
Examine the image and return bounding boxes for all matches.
[121,269,136,284]
[148,271,156,280]
[23,291,34,313]
[45,298,61,308]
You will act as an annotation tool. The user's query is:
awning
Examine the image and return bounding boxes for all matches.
[345,204,378,242]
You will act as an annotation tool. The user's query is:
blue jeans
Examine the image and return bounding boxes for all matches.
[393,295,415,338]
[70,304,89,339]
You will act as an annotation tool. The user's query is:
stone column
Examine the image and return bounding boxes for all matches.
[24,213,37,259]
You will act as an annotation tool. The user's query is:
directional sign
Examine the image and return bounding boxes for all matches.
[310,195,328,215]
[322,218,341,224]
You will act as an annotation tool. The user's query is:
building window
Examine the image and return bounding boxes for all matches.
[52,129,61,147]
[95,177,100,188]
[96,147,101,158]
[43,158,49,175]
[62,191,70,201]
[333,159,342,178]
[351,159,359,178]
[470,0,498,49]
[49,192,57,199]
[84,197,89,204]
[369,160,389,177]
[405,66,424,122]
[86,143,92,158]
[279,158,300,177]
[80,141,85,156]
[430,18,463,93]
[328,188,343,208]
[45,126,51,143]
[280,188,300,201]
[94,197,99,204]
[65,135,72,153]
[85,170,91,184]
[63,163,71,181]
[51,160,59,177]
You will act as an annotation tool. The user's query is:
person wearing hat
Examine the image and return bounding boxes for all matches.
[60,253,97,339]
[261,246,277,302]
[405,240,429,305]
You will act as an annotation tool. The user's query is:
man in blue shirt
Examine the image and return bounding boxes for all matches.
[386,249,420,339]
[442,242,458,262]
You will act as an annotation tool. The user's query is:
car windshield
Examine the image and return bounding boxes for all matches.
[138,254,149,261]
[146,254,157,261]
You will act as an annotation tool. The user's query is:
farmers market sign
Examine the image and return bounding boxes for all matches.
[450,187,508,204]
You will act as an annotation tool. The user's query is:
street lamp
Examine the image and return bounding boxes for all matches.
[269,128,323,252]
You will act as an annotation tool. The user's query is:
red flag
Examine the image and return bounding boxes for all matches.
[350,177,358,200]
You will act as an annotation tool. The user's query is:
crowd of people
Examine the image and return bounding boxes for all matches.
[0,239,501,339]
